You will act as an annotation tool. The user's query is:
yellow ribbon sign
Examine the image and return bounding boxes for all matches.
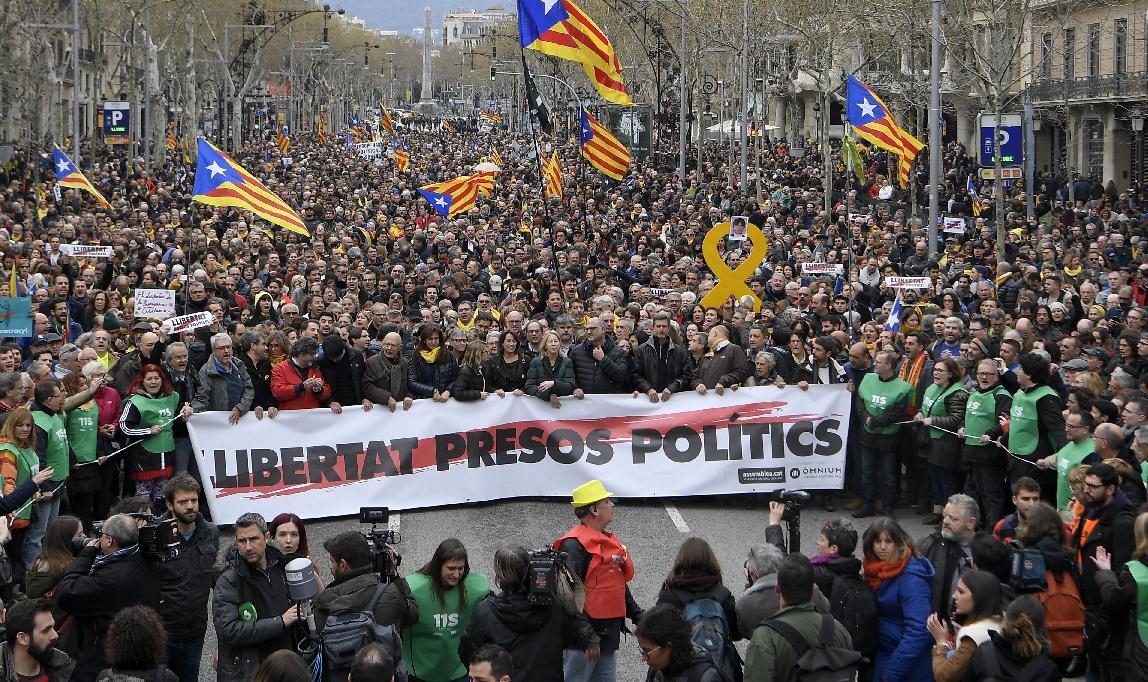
[699,221,768,312]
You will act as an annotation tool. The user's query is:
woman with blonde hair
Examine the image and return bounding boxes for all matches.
[452,340,490,402]
[525,331,575,409]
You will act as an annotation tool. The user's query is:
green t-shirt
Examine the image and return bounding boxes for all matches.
[964,386,1008,446]
[1009,385,1058,456]
[129,392,180,454]
[1055,438,1096,510]
[30,409,68,482]
[65,403,99,464]
[0,442,38,521]
[403,572,490,681]
[858,373,913,435]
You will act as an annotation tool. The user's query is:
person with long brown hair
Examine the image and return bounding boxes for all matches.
[962,595,1061,680]
[118,365,193,506]
[862,517,935,682]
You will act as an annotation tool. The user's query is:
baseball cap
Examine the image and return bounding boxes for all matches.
[1062,358,1089,371]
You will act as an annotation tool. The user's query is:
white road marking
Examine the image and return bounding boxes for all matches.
[663,501,690,533]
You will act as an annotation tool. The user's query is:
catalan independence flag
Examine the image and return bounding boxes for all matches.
[277,125,290,154]
[480,111,502,123]
[192,138,309,237]
[580,108,630,180]
[166,122,177,151]
[380,106,394,135]
[419,174,494,218]
[543,150,563,198]
[394,140,410,173]
[53,146,111,209]
[491,147,503,168]
[316,115,329,145]
[845,75,923,189]
[517,0,632,105]
[441,119,453,132]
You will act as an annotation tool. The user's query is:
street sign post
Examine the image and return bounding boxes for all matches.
[979,167,1023,180]
[978,113,1023,167]
[102,101,131,145]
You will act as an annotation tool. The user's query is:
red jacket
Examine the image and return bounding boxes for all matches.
[271,359,331,410]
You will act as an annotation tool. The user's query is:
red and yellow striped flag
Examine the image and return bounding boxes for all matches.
[543,151,563,198]
[579,109,630,180]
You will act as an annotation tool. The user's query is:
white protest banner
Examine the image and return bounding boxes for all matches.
[189,386,851,524]
[60,244,113,258]
[802,263,844,276]
[354,141,383,159]
[848,213,870,224]
[942,217,967,234]
[162,311,213,334]
[134,289,176,318]
[887,276,932,289]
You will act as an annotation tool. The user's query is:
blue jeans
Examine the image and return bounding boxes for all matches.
[563,648,617,682]
[164,637,204,682]
[859,441,897,511]
[21,494,60,569]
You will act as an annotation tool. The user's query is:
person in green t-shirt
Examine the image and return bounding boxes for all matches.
[118,365,193,508]
[852,350,913,518]
[402,538,490,682]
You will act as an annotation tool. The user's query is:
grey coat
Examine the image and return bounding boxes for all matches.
[362,353,411,405]
[192,359,254,415]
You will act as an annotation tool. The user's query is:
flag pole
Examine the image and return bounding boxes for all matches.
[520,51,561,274]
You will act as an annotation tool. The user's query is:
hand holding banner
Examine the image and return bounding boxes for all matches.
[162,311,214,334]
[134,289,176,318]
[60,244,113,258]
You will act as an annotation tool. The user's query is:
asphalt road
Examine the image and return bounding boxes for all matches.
[198,494,945,681]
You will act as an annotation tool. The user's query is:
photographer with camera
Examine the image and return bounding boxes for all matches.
[213,512,302,682]
[54,513,161,682]
[155,474,219,682]
[459,545,588,681]
[310,530,408,682]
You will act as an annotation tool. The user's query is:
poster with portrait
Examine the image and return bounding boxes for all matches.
[729,215,749,241]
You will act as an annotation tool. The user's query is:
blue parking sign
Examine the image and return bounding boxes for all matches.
[979,113,1023,167]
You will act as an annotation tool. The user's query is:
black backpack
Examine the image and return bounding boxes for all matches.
[827,573,879,657]
[321,583,407,682]
[763,613,863,682]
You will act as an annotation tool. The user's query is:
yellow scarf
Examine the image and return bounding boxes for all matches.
[419,347,441,364]
[1064,264,1083,278]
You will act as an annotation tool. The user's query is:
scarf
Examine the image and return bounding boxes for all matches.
[810,552,837,566]
[419,346,441,364]
[91,544,140,575]
[863,554,910,590]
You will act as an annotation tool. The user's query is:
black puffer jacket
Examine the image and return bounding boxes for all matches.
[484,355,528,393]
[452,364,487,401]
[156,512,219,640]
[569,339,631,393]
[408,353,459,398]
[921,384,968,470]
[458,591,587,682]
[655,574,742,641]
[632,337,691,393]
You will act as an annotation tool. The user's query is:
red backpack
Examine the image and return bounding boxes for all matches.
[1037,570,1085,658]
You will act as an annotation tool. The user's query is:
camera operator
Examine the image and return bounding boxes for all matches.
[459,545,588,681]
[54,513,161,682]
[155,474,220,682]
[213,512,302,682]
[310,531,409,680]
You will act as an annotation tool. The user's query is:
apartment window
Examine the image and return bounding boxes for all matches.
[1064,27,1075,79]
[1115,18,1128,74]
[1041,32,1053,81]
[1087,23,1100,76]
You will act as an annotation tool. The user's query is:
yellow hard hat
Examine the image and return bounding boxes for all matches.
[571,479,613,508]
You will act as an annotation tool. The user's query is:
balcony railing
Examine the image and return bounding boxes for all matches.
[1030,71,1148,103]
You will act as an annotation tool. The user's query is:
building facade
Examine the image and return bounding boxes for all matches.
[442,6,514,48]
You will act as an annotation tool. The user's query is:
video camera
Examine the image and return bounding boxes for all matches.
[764,489,811,521]
[527,547,566,607]
[84,515,181,562]
[359,507,401,582]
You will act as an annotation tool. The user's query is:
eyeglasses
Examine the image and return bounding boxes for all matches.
[639,645,665,659]
[1082,481,1108,491]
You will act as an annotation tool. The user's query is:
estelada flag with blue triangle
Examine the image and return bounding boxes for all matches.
[517,0,632,105]
[884,292,903,333]
[53,146,111,209]
[418,174,495,219]
[192,138,309,237]
[394,139,410,173]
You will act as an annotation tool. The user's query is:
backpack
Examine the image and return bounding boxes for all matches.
[1009,546,1048,593]
[827,573,879,657]
[763,613,864,682]
[1035,570,1085,658]
[682,597,732,671]
[321,583,407,682]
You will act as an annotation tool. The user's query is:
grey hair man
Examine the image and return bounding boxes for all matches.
[918,493,979,614]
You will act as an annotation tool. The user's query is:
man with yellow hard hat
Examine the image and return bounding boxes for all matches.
[555,479,642,682]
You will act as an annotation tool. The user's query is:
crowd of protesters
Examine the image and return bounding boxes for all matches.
[0,113,1144,682]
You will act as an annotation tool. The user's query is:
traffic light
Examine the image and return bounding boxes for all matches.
[490,67,496,81]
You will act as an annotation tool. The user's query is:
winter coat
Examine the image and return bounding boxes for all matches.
[0,641,74,682]
[810,554,864,604]
[1072,490,1136,613]
[872,554,936,682]
[452,364,488,401]
[632,337,691,394]
[656,574,742,641]
[525,355,576,401]
[690,342,751,390]
[1095,556,1148,681]
[318,349,366,405]
[95,668,179,682]
[192,358,254,414]
[484,355,528,393]
[921,384,968,470]
[918,530,969,615]
[744,603,853,682]
[212,545,298,682]
[362,353,410,405]
[54,547,161,682]
[155,512,219,640]
[569,338,631,393]
[270,359,331,410]
[408,353,459,398]
[311,566,417,631]
[962,632,1061,682]
[458,591,586,682]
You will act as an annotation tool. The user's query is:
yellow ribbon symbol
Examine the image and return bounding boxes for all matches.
[699,221,768,312]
